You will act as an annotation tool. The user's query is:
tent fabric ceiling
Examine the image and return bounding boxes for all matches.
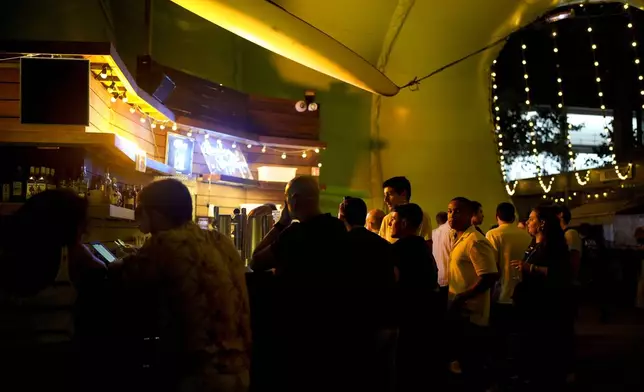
[167,0,644,216]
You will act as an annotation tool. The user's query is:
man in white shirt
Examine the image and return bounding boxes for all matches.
[379,176,432,244]
[432,211,452,301]
[485,202,532,341]
[447,197,498,389]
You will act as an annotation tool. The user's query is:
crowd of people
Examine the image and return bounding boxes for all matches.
[0,175,582,392]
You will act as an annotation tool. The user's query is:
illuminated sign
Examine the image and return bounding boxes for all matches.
[165,132,195,175]
[135,151,147,173]
[200,139,253,179]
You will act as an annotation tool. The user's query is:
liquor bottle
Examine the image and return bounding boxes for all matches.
[124,185,135,210]
[26,166,37,200]
[77,166,88,198]
[47,168,56,190]
[133,185,140,209]
[1,170,10,202]
[11,166,24,202]
[43,168,51,190]
[110,177,122,206]
[37,166,46,194]
[103,168,112,199]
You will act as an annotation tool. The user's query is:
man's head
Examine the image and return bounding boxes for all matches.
[471,200,484,226]
[448,197,474,232]
[496,202,516,224]
[338,197,368,231]
[366,209,386,233]
[390,203,424,239]
[382,176,411,212]
[436,211,448,226]
[137,179,193,234]
[556,204,572,228]
[285,175,320,221]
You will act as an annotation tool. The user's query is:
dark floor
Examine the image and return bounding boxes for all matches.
[571,306,644,391]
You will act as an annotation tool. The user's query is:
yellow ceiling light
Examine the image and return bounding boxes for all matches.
[170,0,399,96]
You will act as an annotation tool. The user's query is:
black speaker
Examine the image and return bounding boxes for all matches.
[136,55,176,103]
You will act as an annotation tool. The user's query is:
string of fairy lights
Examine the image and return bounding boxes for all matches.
[585,7,633,181]
[551,27,591,186]
[493,2,640,199]
[95,65,323,166]
[626,3,644,141]
[491,60,519,196]
[520,41,556,193]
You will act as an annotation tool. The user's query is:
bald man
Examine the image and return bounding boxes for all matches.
[249,176,353,391]
[366,209,386,234]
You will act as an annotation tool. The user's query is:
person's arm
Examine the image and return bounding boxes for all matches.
[250,223,291,272]
[252,224,285,256]
[455,240,498,302]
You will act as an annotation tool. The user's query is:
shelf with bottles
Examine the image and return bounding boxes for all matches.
[1,164,141,220]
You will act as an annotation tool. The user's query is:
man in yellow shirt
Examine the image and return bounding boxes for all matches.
[379,176,432,244]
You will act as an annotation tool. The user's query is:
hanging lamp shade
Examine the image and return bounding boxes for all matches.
[170,0,400,96]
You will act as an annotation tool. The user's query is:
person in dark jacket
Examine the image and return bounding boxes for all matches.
[339,197,397,392]
[390,203,440,391]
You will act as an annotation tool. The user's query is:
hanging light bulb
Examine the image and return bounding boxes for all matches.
[314,148,320,153]
[302,151,307,158]
[281,152,287,159]
[122,92,128,103]
[129,106,136,114]
[100,65,108,79]
[204,133,209,139]
[160,124,165,130]
[151,122,157,129]
[186,131,192,137]
[318,163,322,168]
[232,142,237,149]
[140,116,146,123]
[247,143,252,149]
[107,82,116,93]
[261,146,267,153]
[110,93,118,103]
[172,123,178,131]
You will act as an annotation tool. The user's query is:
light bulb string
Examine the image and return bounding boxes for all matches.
[96,78,320,159]
[520,41,541,178]
[551,27,588,183]
[490,61,514,192]
[585,10,631,178]
[627,8,644,111]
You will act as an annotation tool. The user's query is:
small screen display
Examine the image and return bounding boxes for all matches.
[91,242,116,263]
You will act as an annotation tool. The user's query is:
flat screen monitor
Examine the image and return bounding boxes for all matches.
[20,57,90,126]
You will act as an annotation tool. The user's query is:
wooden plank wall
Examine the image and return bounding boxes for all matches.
[248,95,320,140]
[0,66,167,163]
[0,67,87,135]
[87,77,166,162]
[194,182,284,217]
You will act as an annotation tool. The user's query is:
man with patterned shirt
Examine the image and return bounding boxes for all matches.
[111,179,251,392]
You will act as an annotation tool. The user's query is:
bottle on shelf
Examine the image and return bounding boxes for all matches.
[26,166,37,200]
[1,169,11,202]
[102,169,111,201]
[47,168,56,190]
[124,185,135,210]
[110,177,122,206]
[11,166,24,202]
[77,166,88,198]
[37,166,46,194]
